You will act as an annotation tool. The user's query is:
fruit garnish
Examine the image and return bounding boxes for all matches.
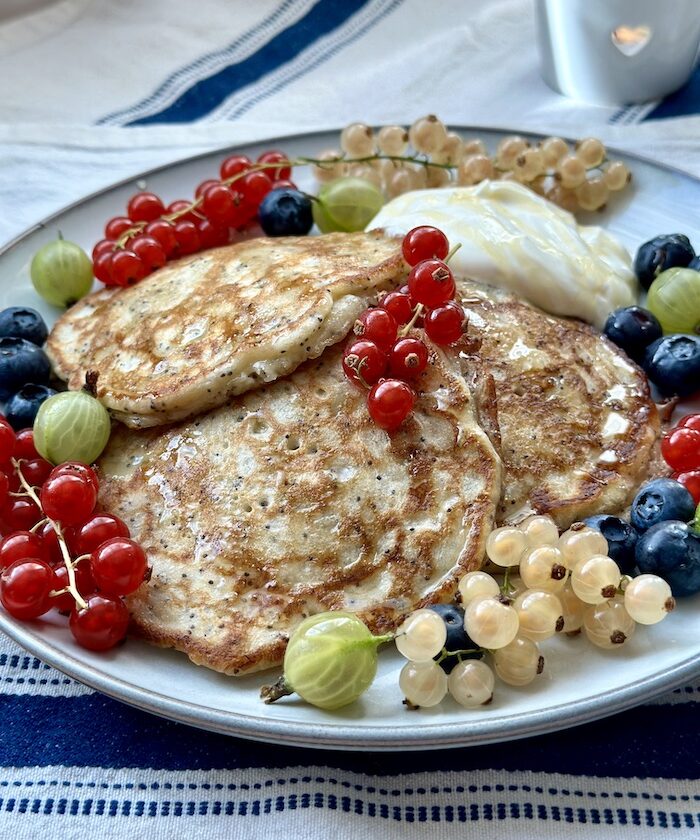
[260,612,391,710]
[30,236,93,307]
[312,177,384,233]
[642,334,700,397]
[603,306,662,363]
[0,416,149,651]
[634,234,695,290]
[33,390,111,465]
[647,267,700,335]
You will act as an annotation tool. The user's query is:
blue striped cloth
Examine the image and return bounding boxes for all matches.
[1,1,700,838]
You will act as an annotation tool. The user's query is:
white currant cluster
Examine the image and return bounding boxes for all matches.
[394,515,675,710]
[313,116,632,212]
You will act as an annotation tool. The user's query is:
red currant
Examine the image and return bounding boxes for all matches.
[75,513,130,556]
[402,226,449,266]
[352,308,398,352]
[388,337,429,379]
[18,458,52,488]
[131,235,167,272]
[0,419,16,462]
[74,558,98,597]
[104,216,132,240]
[271,179,297,191]
[50,565,76,612]
[256,150,292,180]
[127,192,165,223]
[144,219,178,256]
[92,239,115,260]
[228,198,257,229]
[367,379,415,430]
[198,218,230,250]
[408,259,455,308]
[195,179,220,199]
[661,427,700,471]
[14,429,38,461]
[93,252,115,285]
[424,301,467,345]
[379,290,413,325]
[2,498,42,531]
[202,184,236,225]
[678,414,700,432]
[673,470,700,504]
[0,559,54,620]
[41,473,97,526]
[50,462,99,495]
[166,200,199,224]
[0,472,8,509]
[342,340,387,386]
[36,521,63,566]
[91,537,147,596]
[110,250,147,287]
[239,171,273,206]
[0,531,48,569]
[173,220,201,256]
[69,594,129,651]
[220,154,252,181]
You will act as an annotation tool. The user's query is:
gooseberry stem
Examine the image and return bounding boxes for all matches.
[11,458,88,610]
[260,675,294,704]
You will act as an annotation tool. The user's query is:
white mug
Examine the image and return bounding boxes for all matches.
[536,0,700,105]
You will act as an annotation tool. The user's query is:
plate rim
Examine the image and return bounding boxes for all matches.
[2,125,700,751]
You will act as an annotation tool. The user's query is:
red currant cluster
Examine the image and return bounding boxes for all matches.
[662,413,700,503]
[92,150,293,287]
[0,417,149,652]
[342,226,468,430]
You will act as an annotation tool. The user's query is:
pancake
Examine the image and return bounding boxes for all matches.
[46,231,405,429]
[457,281,662,528]
[97,339,502,675]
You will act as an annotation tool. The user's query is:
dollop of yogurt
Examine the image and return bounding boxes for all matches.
[369,181,637,327]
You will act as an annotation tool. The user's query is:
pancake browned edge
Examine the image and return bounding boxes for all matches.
[46,231,406,429]
[97,339,502,675]
[456,280,664,529]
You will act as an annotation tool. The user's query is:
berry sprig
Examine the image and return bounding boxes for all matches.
[92,151,297,288]
[661,413,700,504]
[0,416,149,652]
[341,225,469,431]
[394,514,676,709]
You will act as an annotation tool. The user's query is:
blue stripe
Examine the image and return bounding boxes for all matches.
[2,693,700,777]
[125,0,373,125]
[97,0,303,126]
[220,0,404,122]
[644,64,700,120]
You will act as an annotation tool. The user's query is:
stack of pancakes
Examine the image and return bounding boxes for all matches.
[46,231,661,675]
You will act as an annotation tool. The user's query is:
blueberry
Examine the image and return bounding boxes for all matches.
[635,520,700,596]
[634,234,695,290]
[428,603,481,673]
[584,515,638,574]
[5,383,57,431]
[630,477,696,532]
[603,306,662,363]
[0,307,48,347]
[258,189,313,237]
[642,334,700,397]
[689,256,700,271]
[0,337,51,401]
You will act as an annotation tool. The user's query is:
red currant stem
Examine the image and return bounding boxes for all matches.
[10,457,88,610]
[30,517,49,533]
[73,553,92,565]
[443,242,462,264]
[8,490,30,498]
[48,586,70,598]
[346,354,371,389]
[398,303,424,338]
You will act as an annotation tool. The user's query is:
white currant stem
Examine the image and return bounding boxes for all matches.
[10,458,88,611]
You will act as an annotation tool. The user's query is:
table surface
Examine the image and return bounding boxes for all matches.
[1,1,700,838]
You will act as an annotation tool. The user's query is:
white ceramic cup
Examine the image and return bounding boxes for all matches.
[536,0,700,105]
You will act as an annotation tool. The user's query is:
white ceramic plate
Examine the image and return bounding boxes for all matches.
[0,128,699,751]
